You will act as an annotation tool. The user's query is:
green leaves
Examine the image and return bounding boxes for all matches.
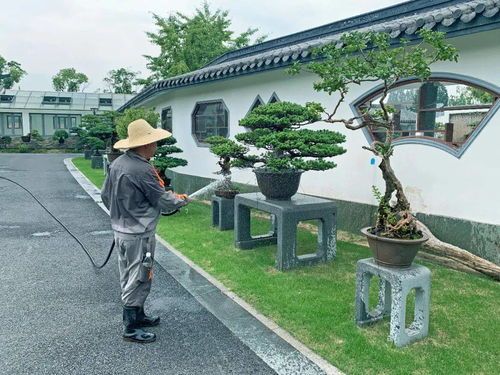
[153,136,188,171]
[0,55,26,89]
[144,3,265,81]
[103,68,138,94]
[239,101,323,130]
[115,108,160,140]
[207,102,345,172]
[52,68,88,92]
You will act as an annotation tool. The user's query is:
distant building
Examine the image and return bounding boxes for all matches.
[0,90,134,137]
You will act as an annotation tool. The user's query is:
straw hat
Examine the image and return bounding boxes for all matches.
[114,119,172,149]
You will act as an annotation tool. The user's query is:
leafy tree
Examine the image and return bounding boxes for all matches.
[115,108,160,139]
[291,29,459,239]
[448,86,495,106]
[79,111,118,149]
[143,1,266,81]
[0,55,26,89]
[206,101,347,172]
[104,68,139,94]
[52,68,88,92]
[151,137,188,180]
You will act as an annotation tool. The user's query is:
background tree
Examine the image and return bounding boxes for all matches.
[143,1,266,81]
[52,68,88,92]
[104,68,139,94]
[0,55,26,89]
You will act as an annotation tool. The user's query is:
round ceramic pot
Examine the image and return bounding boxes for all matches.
[254,168,303,200]
[361,227,429,268]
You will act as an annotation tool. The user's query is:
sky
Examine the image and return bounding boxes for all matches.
[0,0,405,92]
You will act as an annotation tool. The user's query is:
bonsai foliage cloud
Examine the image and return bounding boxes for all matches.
[207,101,346,173]
[291,29,459,239]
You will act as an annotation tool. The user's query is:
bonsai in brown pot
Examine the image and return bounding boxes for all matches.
[205,136,244,199]
[292,29,460,267]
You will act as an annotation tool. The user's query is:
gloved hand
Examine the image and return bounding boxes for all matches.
[175,193,190,201]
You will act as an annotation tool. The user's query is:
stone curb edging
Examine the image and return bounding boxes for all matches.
[64,158,343,375]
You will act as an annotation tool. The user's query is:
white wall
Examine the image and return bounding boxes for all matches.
[143,30,500,226]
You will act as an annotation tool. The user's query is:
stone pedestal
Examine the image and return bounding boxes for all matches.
[91,155,104,169]
[355,258,431,347]
[234,192,337,271]
[211,195,235,230]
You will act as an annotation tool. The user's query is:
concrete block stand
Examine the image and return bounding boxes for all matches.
[355,258,431,347]
[234,193,337,271]
[211,195,235,230]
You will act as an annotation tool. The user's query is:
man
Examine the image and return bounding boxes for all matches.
[101,119,188,343]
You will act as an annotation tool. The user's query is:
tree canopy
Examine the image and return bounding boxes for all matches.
[142,1,266,82]
[104,68,139,94]
[52,68,89,92]
[0,55,26,89]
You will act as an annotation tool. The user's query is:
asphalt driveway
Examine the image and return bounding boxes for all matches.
[0,153,275,375]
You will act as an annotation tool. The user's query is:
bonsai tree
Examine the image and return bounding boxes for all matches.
[30,129,44,142]
[292,29,459,239]
[204,101,346,200]
[53,129,69,144]
[81,113,116,151]
[85,136,105,155]
[235,101,346,172]
[151,136,188,182]
[205,135,248,194]
[208,102,347,171]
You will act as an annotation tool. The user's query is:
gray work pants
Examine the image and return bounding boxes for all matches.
[114,231,156,307]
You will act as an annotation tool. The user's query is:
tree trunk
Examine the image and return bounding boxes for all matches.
[417,221,500,281]
[379,157,410,212]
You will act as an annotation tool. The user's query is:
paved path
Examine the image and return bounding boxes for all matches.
[0,154,276,375]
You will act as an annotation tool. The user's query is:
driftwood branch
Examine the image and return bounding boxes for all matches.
[417,220,500,281]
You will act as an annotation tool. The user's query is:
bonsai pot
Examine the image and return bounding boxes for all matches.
[361,227,429,268]
[214,189,240,199]
[254,168,303,200]
[84,150,93,159]
[21,135,31,143]
[106,150,122,162]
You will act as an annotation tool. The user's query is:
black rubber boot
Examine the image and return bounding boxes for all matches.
[137,306,160,327]
[122,306,156,343]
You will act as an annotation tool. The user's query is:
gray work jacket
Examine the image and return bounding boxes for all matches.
[101,150,186,234]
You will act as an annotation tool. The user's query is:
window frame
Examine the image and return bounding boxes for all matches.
[6,113,22,130]
[191,99,229,147]
[351,73,500,158]
[268,92,280,104]
[161,106,173,133]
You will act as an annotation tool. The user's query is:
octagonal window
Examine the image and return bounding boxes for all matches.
[192,100,229,144]
[356,79,498,153]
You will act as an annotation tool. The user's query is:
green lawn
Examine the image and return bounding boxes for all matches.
[72,157,106,188]
[74,157,500,375]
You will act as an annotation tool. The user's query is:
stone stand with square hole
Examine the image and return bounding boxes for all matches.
[211,195,235,230]
[234,192,336,271]
[355,258,431,347]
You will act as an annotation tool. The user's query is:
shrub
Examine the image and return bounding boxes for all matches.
[115,108,160,140]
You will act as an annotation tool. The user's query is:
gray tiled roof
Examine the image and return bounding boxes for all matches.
[120,0,500,110]
[0,90,135,111]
